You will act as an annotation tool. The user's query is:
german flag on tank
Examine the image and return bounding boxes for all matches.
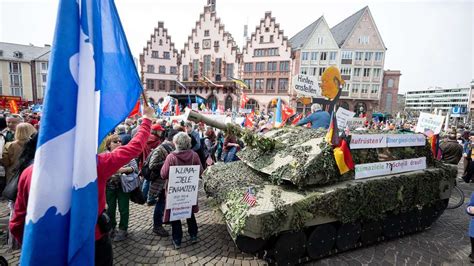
[325,111,354,174]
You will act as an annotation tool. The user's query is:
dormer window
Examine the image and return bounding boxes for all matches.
[0,50,3,57]
[204,30,210,37]
[13,51,23,58]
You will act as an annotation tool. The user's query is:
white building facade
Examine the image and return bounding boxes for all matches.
[405,86,472,115]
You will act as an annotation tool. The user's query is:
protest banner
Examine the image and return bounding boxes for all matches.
[292,74,321,97]
[166,165,200,221]
[335,107,355,130]
[415,112,445,135]
[350,134,426,149]
[355,157,426,179]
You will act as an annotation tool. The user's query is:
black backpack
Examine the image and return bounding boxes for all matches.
[141,143,173,182]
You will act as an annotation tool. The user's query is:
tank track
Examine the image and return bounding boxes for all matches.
[233,199,449,265]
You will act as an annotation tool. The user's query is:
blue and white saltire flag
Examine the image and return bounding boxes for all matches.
[22,0,141,265]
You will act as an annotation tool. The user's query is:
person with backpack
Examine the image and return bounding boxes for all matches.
[140,123,165,205]
[145,129,179,236]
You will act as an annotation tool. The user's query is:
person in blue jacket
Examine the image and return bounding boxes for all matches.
[296,103,331,129]
[466,192,474,262]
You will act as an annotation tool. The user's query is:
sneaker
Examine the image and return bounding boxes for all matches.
[190,236,198,244]
[172,240,181,249]
[113,229,128,242]
[152,226,169,237]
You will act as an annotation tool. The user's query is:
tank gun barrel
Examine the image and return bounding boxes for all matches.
[184,108,232,131]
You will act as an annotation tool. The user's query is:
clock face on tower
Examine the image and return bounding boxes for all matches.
[202,39,211,49]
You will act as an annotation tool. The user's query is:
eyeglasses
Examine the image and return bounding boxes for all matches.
[112,140,122,144]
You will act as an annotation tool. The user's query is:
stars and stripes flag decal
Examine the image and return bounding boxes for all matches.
[22,0,142,265]
[242,187,257,207]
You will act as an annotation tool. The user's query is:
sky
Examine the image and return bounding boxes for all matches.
[0,0,473,93]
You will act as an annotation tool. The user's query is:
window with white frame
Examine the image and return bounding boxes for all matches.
[375,52,383,61]
[341,51,353,60]
[215,58,222,74]
[300,67,308,75]
[244,79,252,89]
[311,52,318,60]
[163,52,170,59]
[147,65,154,73]
[182,65,189,81]
[226,64,234,78]
[320,52,327,61]
[41,62,48,71]
[203,55,211,75]
[373,68,381,78]
[311,67,317,76]
[159,65,166,74]
[42,74,47,83]
[151,51,159,58]
[302,52,309,61]
[11,87,22,96]
[361,84,369,93]
[279,61,289,71]
[319,67,326,76]
[358,36,369,44]
[340,67,351,75]
[342,83,350,91]
[371,84,380,94]
[204,30,210,37]
[352,84,359,93]
[255,79,264,90]
[170,67,177,74]
[329,52,337,61]
[354,68,361,77]
[355,52,363,61]
[244,63,253,73]
[388,79,394,88]
[364,52,372,61]
[267,62,277,72]
[278,78,288,92]
[256,62,265,72]
[317,36,324,45]
[9,62,21,73]
[266,78,276,91]
[363,68,370,77]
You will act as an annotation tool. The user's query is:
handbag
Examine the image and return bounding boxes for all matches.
[120,172,140,193]
[2,170,20,201]
[129,186,146,205]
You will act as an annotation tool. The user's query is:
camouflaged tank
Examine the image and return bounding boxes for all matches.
[185,110,457,264]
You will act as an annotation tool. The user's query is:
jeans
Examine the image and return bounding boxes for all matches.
[171,213,198,245]
[142,180,152,202]
[106,187,130,231]
[223,147,238,163]
[95,234,113,266]
[153,190,166,228]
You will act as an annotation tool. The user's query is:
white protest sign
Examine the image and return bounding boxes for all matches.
[415,112,445,135]
[351,134,426,149]
[350,134,386,149]
[166,165,200,221]
[336,107,356,130]
[385,134,426,147]
[355,157,426,179]
[239,108,252,114]
[292,74,321,97]
[346,117,366,129]
[191,103,199,110]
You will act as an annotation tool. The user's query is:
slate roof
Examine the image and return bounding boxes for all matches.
[330,6,368,47]
[0,42,51,62]
[289,17,323,49]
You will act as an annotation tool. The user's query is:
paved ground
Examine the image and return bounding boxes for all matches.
[1,163,473,265]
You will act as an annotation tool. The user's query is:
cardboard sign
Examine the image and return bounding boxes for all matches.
[355,157,426,179]
[351,134,426,149]
[346,117,366,129]
[166,165,200,221]
[415,112,445,135]
[336,107,356,130]
[292,74,321,97]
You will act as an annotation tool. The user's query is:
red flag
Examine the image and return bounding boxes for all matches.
[175,102,181,115]
[240,92,249,108]
[282,105,295,124]
[244,112,255,128]
[9,100,19,114]
[291,113,303,125]
[128,100,140,117]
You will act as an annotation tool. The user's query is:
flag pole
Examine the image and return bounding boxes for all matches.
[141,88,149,107]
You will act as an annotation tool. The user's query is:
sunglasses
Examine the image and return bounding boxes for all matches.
[112,140,122,144]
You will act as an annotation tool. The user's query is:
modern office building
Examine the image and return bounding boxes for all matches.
[405,86,471,115]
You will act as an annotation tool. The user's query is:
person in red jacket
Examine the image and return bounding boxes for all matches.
[10,106,155,266]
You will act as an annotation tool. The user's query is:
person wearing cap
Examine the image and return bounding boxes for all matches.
[295,103,330,130]
[439,132,463,165]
